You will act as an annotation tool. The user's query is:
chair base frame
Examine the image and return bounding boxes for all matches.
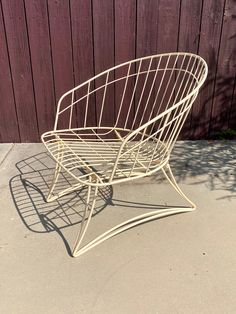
[46,162,196,258]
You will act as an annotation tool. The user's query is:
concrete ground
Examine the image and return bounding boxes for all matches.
[0,141,236,314]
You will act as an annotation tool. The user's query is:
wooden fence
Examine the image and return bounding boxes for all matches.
[0,0,235,142]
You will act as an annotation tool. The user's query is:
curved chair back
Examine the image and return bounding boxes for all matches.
[52,53,207,182]
[55,53,207,132]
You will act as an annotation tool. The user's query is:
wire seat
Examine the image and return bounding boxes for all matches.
[42,127,170,185]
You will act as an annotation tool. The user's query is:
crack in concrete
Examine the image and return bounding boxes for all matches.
[0,144,15,166]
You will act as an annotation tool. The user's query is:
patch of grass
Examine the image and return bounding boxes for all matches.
[209,128,236,140]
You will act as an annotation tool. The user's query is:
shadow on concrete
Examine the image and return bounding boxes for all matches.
[9,152,112,233]
[167,141,236,200]
[9,141,236,255]
[9,151,174,255]
[9,152,115,256]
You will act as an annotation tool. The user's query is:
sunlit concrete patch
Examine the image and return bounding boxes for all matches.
[0,144,14,165]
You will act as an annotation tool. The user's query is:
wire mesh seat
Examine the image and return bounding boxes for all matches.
[41,52,208,257]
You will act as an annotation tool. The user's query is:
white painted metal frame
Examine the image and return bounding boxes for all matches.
[41,52,208,257]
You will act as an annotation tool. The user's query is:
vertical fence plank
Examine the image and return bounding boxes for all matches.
[210,0,236,134]
[71,0,94,83]
[115,0,136,64]
[93,0,114,72]
[93,0,114,126]
[2,0,38,142]
[48,0,74,102]
[156,1,181,118]
[156,0,181,53]
[178,0,203,138]
[0,4,20,142]
[71,0,96,127]
[228,75,236,129]
[190,0,225,139]
[136,0,158,57]
[25,0,55,135]
[178,0,203,53]
[115,0,136,128]
[155,1,181,135]
[48,0,76,129]
[135,0,158,129]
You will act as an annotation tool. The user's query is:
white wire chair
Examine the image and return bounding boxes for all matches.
[41,52,208,257]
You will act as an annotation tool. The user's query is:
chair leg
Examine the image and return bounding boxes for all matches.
[71,163,196,258]
[47,140,86,202]
[72,183,99,257]
[161,163,196,210]
[46,161,62,202]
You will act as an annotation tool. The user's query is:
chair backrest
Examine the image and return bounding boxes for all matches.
[54,53,207,181]
[55,53,207,132]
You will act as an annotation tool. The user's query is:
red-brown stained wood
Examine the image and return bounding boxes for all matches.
[0,5,20,142]
[1,0,38,142]
[190,0,225,139]
[210,0,236,134]
[93,0,114,126]
[178,0,203,139]
[228,75,236,129]
[136,0,158,57]
[156,0,181,53]
[115,0,136,65]
[178,0,203,53]
[25,0,55,135]
[154,1,181,134]
[115,0,136,129]
[48,0,76,130]
[136,0,158,129]
[156,0,181,110]
[0,0,236,142]
[71,0,96,127]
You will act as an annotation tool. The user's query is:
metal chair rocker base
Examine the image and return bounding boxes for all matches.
[46,162,196,258]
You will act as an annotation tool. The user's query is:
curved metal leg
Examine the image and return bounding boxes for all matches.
[46,160,63,202]
[47,140,86,202]
[71,163,196,257]
[72,182,99,257]
[161,162,196,210]
[47,141,65,202]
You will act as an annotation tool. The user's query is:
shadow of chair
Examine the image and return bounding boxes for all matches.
[9,151,113,256]
[10,151,184,256]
